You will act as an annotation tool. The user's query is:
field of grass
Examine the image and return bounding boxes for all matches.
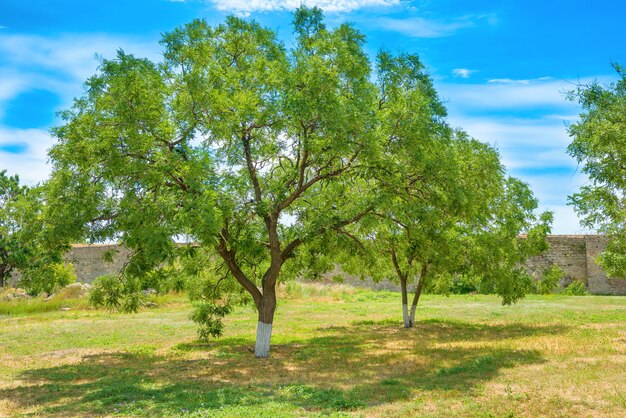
[1,283,626,417]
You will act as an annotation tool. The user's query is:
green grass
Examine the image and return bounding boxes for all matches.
[1,284,625,417]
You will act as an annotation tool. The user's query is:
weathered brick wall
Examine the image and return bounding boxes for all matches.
[8,244,131,286]
[9,236,626,294]
[527,235,626,295]
[65,244,132,282]
[525,236,588,287]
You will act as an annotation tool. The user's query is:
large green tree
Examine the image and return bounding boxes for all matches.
[49,8,388,357]
[567,64,626,276]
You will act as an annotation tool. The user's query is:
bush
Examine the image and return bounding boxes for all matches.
[89,274,145,312]
[19,263,76,295]
[450,280,477,294]
[536,265,564,294]
[449,274,478,294]
[563,280,588,295]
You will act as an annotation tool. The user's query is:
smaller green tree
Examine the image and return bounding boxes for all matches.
[338,50,552,328]
[0,170,29,288]
[0,170,73,293]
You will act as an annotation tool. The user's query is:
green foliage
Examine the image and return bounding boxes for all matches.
[567,64,626,277]
[189,301,232,341]
[141,266,185,294]
[0,170,33,287]
[89,275,123,310]
[449,275,478,295]
[563,280,588,296]
[0,170,73,293]
[19,262,76,295]
[536,265,564,294]
[89,274,145,312]
[45,6,551,351]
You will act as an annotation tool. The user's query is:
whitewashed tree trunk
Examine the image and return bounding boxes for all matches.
[402,304,411,328]
[409,303,417,326]
[255,321,272,358]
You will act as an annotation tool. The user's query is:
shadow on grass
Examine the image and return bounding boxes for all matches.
[1,320,565,416]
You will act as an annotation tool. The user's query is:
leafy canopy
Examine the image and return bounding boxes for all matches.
[48,8,383,333]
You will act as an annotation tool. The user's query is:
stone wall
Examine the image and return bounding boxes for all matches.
[8,244,132,286]
[9,236,626,295]
[65,244,133,282]
[525,235,589,287]
[526,235,626,295]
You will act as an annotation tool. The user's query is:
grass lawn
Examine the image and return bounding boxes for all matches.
[1,283,626,417]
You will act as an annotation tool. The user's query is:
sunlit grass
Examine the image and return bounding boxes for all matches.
[0,283,625,417]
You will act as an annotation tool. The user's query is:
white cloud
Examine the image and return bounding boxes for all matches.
[374,13,497,38]
[452,68,476,78]
[0,127,55,185]
[487,76,552,85]
[448,116,573,149]
[207,0,399,15]
[0,33,160,185]
[436,77,596,112]
[0,33,160,86]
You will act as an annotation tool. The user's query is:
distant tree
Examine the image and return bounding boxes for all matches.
[567,64,626,277]
[48,7,386,358]
[0,170,29,287]
[0,171,71,292]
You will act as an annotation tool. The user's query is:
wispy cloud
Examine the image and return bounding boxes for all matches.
[0,33,160,84]
[452,68,476,78]
[488,76,553,85]
[0,127,54,184]
[432,74,619,234]
[206,0,399,15]
[0,33,160,184]
[373,13,497,38]
[436,76,602,111]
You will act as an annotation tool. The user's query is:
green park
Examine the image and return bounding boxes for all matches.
[1,3,625,417]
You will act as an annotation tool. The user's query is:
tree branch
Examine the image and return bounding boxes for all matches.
[242,131,263,204]
[216,228,262,306]
[277,146,363,212]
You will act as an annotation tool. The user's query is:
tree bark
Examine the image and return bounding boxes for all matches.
[400,276,411,328]
[408,265,427,326]
[0,264,8,288]
[255,291,276,358]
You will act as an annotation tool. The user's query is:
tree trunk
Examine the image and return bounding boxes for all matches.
[255,292,276,358]
[408,265,427,326]
[0,264,7,288]
[400,276,411,328]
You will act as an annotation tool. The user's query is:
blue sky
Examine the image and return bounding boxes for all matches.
[1,0,625,233]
